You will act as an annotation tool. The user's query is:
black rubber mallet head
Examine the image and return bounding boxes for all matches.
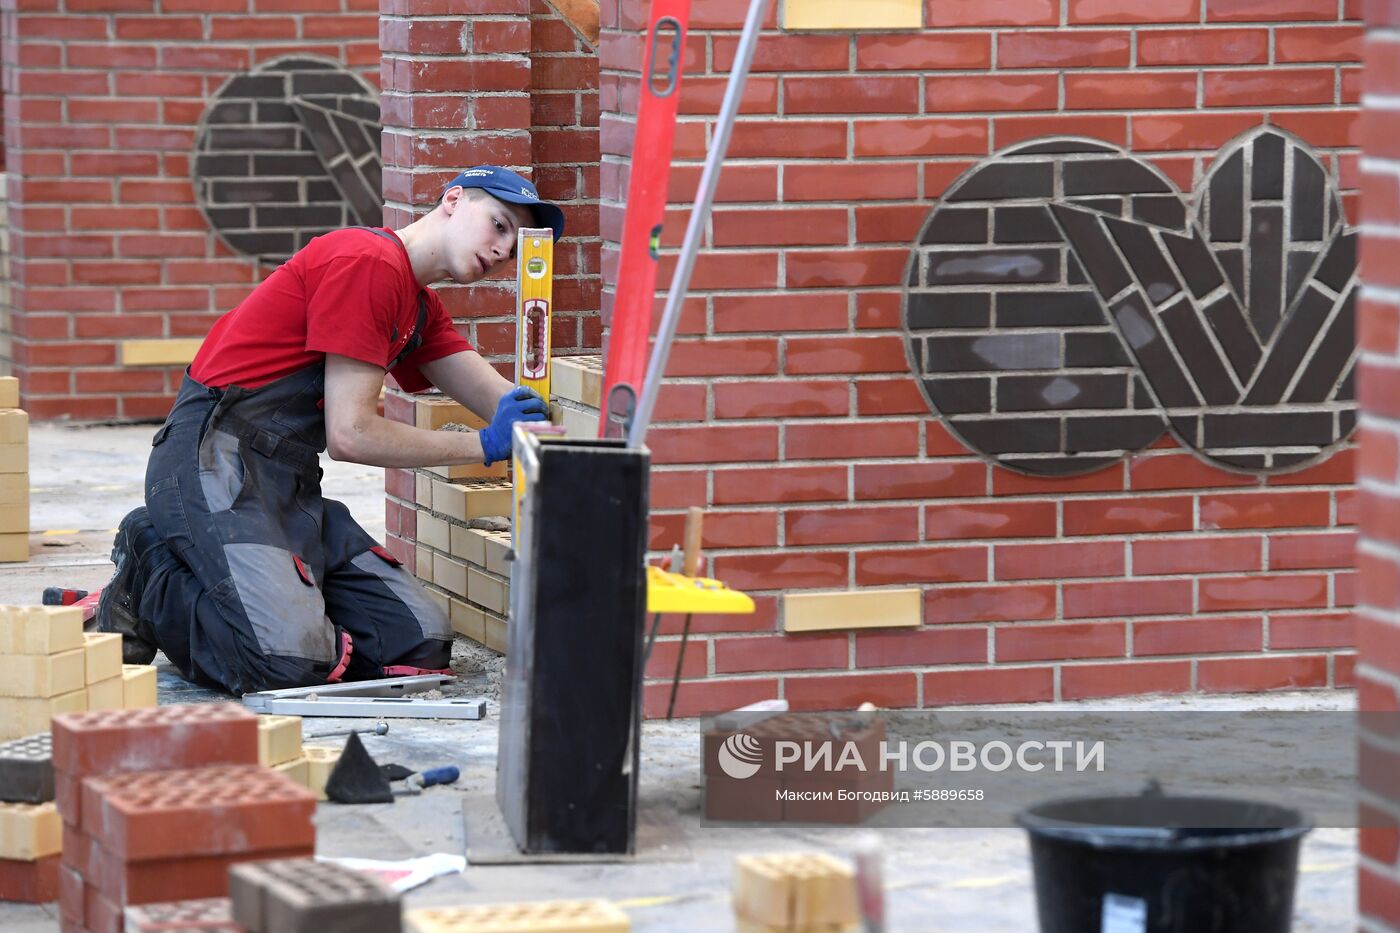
[324,731,393,804]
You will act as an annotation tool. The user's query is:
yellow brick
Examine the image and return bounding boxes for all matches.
[87,674,123,711]
[416,546,435,585]
[0,802,61,860]
[83,632,122,685]
[432,481,466,521]
[557,405,600,439]
[0,410,27,445]
[0,443,27,474]
[0,648,85,698]
[121,665,157,708]
[423,460,509,481]
[0,606,83,654]
[481,612,508,654]
[782,589,922,633]
[0,534,29,563]
[550,355,604,409]
[449,599,484,643]
[783,0,921,29]
[467,567,506,615]
[0,473,27,506]
[0,377,18,410]
[450,525,488,568]
[0,500,28,532]
[119,338,203,367]
[273,756,310,786]
[303,745,341,801]
[0,689,86,741]
[431,479,513,522]
[483,533,512,577]
[434,553,469,599]
[733,853,858,928]
[418,512,450,552]
[257,714,303,766]
[416,473,434,509]
[416,397,487,432]
[406,899,629,933]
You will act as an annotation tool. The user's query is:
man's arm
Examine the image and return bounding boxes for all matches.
[419,350,514,422]
[323,354,486,467]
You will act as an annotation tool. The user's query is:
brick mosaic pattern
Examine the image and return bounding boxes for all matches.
[195,57,382,262]
[907,126,1357,476]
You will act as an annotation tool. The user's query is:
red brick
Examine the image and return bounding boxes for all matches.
[1358,615,1400,679]
[855,205,934,243]
[1198,655,1330,692]
[923,667,1055,705]
[712,292,849,333]
[728,121,846,159]
[1065,72,1197,109]
[1274,25,1363,62]
[784,672,918,711]
[643,639,709,680]
[787,506,919,546]
[1270,612,1355,649]
[712,380,849,419]
[855,33,992,70]
[1063,579,1194,619]
[1061,660,1192,699]
[650,510,778,551]
[1207,0,1335,19]
[1199,491,1331,530]
[926,0,1058,26]
[1062,495,1192,535]
[998,31,1131,68]
[995,541,1124,581]
[51,703,258,780]
[1133,535,1264,575]
[787,250,910,289]
[855,628,986,667]
[1271,446,1356,485]
[925,583,1055,624]
[1272,109,1360,148]
[714,634,848,673]
[87,843,314,906]
[925,74,1058,112]
[1068,0,1199,22]
[997,622,1125,662]
[650,470,707,510]
[1133,616,1265,655]
[924,500,1057,540]
[854,461,987,499]
[711,208,847,247]
[1269,531,1356,571]
[854,119,989,158]
[785,162,920,201]
[1137,27,1270,65]
[787,421,921,460]
[0,853,60,903]
[643,677,779,718]
[712,465,847,505]
[785,76,919,115]
[854,546,988,585]
[1129,453,1259,490]
[1204,68,1336,107]
[1199,574,1330,611]
[855,378,928,416]
[1133,111,1267,151]
[710,551,849,591]
[663,338,778,377]
[648,424,778,465]
[993,463,1127,496]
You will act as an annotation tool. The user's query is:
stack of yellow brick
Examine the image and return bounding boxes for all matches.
[407,899,630,932]
[0,606,158,741]
[732,853,861,932]
[0,376,29,563]
[550,354,603,437]
[255,712,342,801]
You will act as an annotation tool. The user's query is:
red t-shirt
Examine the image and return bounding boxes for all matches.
[190,228,471,393]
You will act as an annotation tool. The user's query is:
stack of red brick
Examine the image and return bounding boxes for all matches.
[50,703,316,933]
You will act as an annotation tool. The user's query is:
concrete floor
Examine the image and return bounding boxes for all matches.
[0,423,1360,931]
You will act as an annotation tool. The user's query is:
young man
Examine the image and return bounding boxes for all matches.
[96,166,564,696]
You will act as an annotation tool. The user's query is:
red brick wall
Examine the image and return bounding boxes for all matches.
[1358,2,1400,926]
[379,0,599,566]
[592,1,1363,717]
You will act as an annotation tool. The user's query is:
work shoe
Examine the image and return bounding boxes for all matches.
[94,507,161,665]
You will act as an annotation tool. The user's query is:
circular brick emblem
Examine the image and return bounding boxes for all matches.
[904,127,1358,476]
[193,57,383,264]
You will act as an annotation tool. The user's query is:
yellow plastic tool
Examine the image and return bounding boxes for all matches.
[645,565,754,614]
[515,227,554,403]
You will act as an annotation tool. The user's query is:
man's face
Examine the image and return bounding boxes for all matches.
[442,187,536,284]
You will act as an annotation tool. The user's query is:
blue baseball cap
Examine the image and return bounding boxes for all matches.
[442,166,565,241]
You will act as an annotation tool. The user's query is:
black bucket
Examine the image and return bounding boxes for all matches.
[1017,787,1311,933]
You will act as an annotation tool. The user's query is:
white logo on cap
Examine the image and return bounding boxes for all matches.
[521,186,536,199]
[462,169,491,177]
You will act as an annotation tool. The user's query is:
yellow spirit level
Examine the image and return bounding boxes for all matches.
[515,227,554,404]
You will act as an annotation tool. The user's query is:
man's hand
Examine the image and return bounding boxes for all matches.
[478,386,549,465]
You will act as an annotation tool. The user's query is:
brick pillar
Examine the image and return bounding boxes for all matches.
[1359,5,1400,929]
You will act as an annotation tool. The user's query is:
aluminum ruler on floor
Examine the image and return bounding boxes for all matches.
[241,675,487,719]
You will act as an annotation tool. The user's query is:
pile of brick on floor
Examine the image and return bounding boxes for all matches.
[0,375,27,564]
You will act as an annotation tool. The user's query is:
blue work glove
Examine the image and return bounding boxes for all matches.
[479,386,548,465]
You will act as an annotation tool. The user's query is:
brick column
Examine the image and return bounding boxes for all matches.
[1358,4,1400,927]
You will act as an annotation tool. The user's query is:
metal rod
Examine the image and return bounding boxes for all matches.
[627,0,774,448]
[665,613,695,720]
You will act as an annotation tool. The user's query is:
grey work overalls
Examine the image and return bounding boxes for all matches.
[138,230,453,695]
